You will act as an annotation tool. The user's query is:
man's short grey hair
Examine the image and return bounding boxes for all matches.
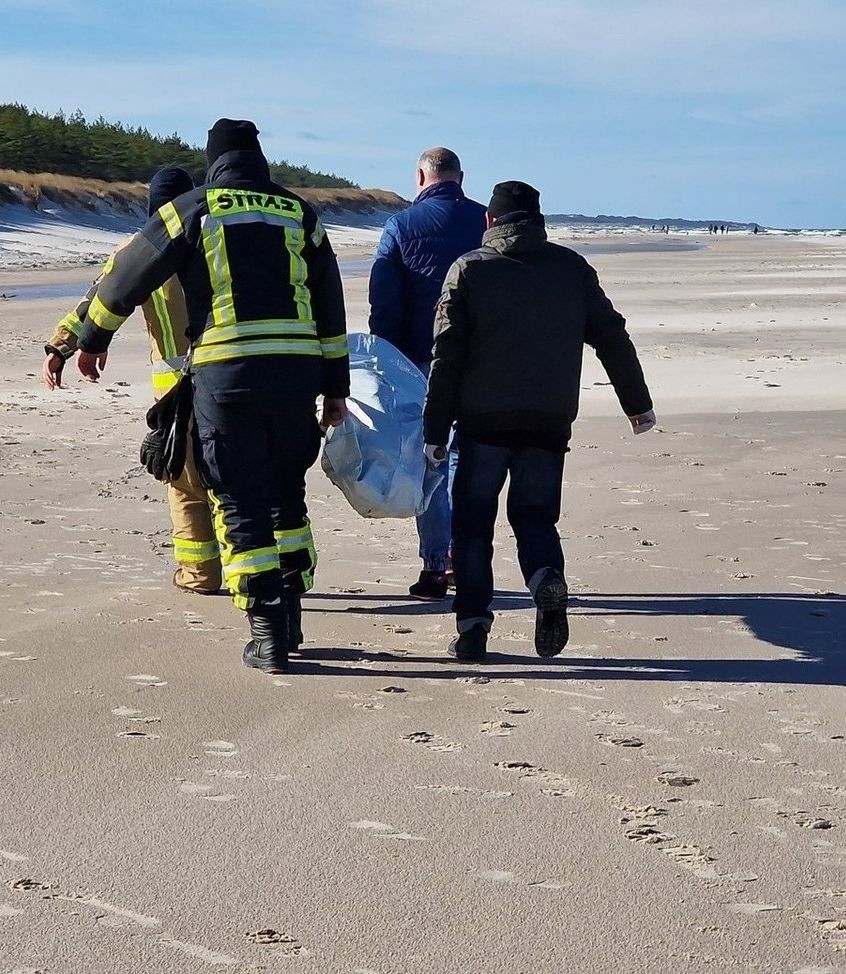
[418,147,462,176]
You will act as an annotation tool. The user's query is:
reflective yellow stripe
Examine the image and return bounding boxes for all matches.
[202,220,236,327]
[152,370,181,392]
[311,220,326,248]
[193,339,322,367]
[151,288,178,360]
[159,202,183,241]
[206,188,304,221]
[274,519,316,593]
[59,311,83,338]
[274,527,314,552]
[319,334,349,360]
[222,547,280,578]
[195,320,317,347]
[173,538,220,565]
[288,228,313,322]
[88,294,126,332]
[208,491,248,609]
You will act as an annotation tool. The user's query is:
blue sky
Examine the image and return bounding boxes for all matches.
[2,0,844,227]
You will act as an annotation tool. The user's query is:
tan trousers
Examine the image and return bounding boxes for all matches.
[168,431,221,592]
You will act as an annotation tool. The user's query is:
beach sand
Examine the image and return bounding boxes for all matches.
[0,233,844,973]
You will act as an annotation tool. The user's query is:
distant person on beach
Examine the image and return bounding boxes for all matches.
[72,119,350,675]
[423,180,656,663]
[42,167,223,597]
[368,147,486,602]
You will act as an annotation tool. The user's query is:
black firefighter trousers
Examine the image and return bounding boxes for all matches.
[192,365,321,611]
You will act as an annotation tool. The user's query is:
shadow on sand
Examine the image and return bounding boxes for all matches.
[302,590,845,687]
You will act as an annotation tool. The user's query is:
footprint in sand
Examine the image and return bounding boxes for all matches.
[415,784,513,800]
[494,761,577,796]
[349,820,428,842]
[245,928,306,957]
[597,734,645,748]
[656,771,700,787]
[204,740,239,758]
[177,781,237,802]
[111,706,160,724]
[727,903,782,915]
[475,869,566,890]
[116,729,160,740]
[125,673,167,688]
[481,720,516,736]
[402,731,464,752]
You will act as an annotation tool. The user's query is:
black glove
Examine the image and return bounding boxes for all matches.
[140,429,169,482]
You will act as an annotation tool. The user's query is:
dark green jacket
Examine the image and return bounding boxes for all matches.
[423,216,652,446]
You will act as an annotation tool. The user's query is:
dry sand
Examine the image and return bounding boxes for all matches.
[0,233,844,973]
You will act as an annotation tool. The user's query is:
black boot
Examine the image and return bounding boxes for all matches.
[448,624,488,663]
[284,589,303,653]
[534,570,569,658]
[243,600,290,674]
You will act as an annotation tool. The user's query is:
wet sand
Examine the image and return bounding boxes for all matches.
[0,233,844,973]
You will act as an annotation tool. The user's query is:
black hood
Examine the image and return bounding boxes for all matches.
[482,213,547,254]
[206,150,272,187]
[147,166,194,216]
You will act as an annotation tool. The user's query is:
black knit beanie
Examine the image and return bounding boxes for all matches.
[206,118,262,166]
[147,167,194,216]
[488,180,541,219]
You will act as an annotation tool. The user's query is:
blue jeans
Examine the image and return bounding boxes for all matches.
[416,445,457,571]
[451,436,566,631]
[416,359,455,573]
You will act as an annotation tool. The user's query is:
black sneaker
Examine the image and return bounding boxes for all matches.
[243,601,290,674]
[448,624,488,663]
[409,570,449,601]
[534,571,569,658]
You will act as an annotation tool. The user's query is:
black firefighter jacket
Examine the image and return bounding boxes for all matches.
[78,150,349,400]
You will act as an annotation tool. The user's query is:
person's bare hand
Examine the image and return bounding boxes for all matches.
[321,397,349,428]
[77,351,108,383]
[42,352,66,390]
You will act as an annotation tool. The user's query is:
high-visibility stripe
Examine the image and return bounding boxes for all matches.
[222,547,280,578]
[151,370,181,392]
[206,188,304,221]
[205,211,303,231]
[151,288,178,361]
[311,220,326,248]
[274,527,314,552]
[88,294,126,332]
[192,339,322,367]
[287,228,313,323]
[319,334,349,360]
[159,202,183,241]
[173,538,220,565]
[274,518,316,593]
[194,320,317,348]
[201,220,236,327]
[58,311,83,338]
[208,491,249,609]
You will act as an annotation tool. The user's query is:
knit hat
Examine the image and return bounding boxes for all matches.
[487,180,541,219]
[205,118,261,166]
[147,167,194,217]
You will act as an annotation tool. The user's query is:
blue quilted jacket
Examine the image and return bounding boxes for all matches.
[368,182,486,366]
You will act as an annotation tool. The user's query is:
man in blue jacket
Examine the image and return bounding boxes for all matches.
[369,147,486,600]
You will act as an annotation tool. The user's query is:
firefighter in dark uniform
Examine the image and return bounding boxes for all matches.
[75,119,350,675]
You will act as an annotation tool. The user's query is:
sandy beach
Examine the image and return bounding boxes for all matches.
[0,232,844,973]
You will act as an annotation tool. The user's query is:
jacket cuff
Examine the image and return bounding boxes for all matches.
[45,341,76,361]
